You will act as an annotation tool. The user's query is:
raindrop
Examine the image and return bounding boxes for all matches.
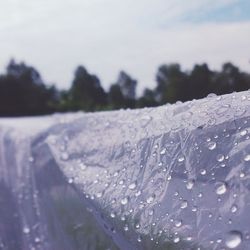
[121,197,129,205]
[244,154,250,162]
[124,224,129,231]
[79,163,87,171]
[110,212,116,218]
[148,209,154,216]
[146,195,155,204]
[96,192,102,198]
[186,179,195,190]
[173,236,180,243]
[160,148,166,155]
[175,220,182,228]
[192,206,198,212]
[68,178,73,184]
[34,237,40,243]
[23,226,30,234]
[200,169,207,175]
[198,192,203,198]
[135,190,142,197]
[231,205,238,213]
[128,182,137,190]
[225,231,242,248]
[178,155,185,162]
[240,129,247,136]
[137,236,142,242]
[180,200,188,209]
[215,182,227,195]
[208,141,217,150]
[135,223,140,229]
[216,154,225,162]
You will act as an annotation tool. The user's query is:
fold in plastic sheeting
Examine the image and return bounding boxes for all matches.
[0,91,250,250]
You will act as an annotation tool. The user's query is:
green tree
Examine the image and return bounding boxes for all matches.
[67,66,107,111]
[0,59,58,116]
[155,64,187,104]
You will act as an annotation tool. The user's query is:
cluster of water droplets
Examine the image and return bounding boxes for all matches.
[42,91,250,249]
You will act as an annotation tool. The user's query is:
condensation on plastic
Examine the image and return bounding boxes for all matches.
[0,91,250,250]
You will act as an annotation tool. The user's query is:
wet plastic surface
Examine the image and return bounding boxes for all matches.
[0,91,250,250]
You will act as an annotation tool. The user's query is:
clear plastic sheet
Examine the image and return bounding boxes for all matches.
[0,91,250,250]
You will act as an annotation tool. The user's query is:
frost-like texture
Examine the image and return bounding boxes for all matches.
[0,91,250,250]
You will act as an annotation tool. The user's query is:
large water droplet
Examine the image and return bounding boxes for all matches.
[186,179,195,190]
[240,129,247,136]
[244,154,250,162]
[121,197,129,205]
[160,148,166,155]
[23,226,30,234]
[146,194,155,204]
[175,220,182,228]
[208,141,216,150]
[216,182,227,195]
[110,212,116,218]
[216,154,225,162]
[180,200,188,209]
[173,236,180,243]
[225,231,242,248]
[128,182,137,190]
[178,155,185,162]
[231,205,238,213]
[200,169,207,175]
[137,236,142,242]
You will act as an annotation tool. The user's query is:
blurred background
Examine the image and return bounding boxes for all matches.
[0,0,250,116]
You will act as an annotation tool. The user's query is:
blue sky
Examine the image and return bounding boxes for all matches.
[0,0,249,93]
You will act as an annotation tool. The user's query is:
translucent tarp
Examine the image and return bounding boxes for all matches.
[0,90,250,250]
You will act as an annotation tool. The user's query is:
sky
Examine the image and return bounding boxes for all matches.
[0,0,250,93]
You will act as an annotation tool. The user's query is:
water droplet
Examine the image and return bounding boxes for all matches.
[216,182,227,195]
[180,200,188,209]
[23,226,30,234]
[173,236,180,243]
[146,195,155,204]
[135,190,141,197]
[244,154,250,162]
[160,148,166,155]
[175,220,182,227]
[34,237,40,243]
[110,212,116,218]
[178,155,185,162]
[137,236,142,242]
[121,197,129,205]
[68,178,73,184]
[216,154,225,162]
[61,152,69,161]
[128,182,137,190]
[225,231,242,248]
[124,224,129,231]
[200,169,207,175]
[79,162,87,171]
[231,205,238,213]
[192,206,198,212]
[135,223,140,229]
[148,209,154,216]
[240,129,247,136]
[208,141,217,150]
[96,192,102,198]
[186,179,195,190]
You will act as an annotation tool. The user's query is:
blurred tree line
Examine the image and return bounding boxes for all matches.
[0,59,249,116]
